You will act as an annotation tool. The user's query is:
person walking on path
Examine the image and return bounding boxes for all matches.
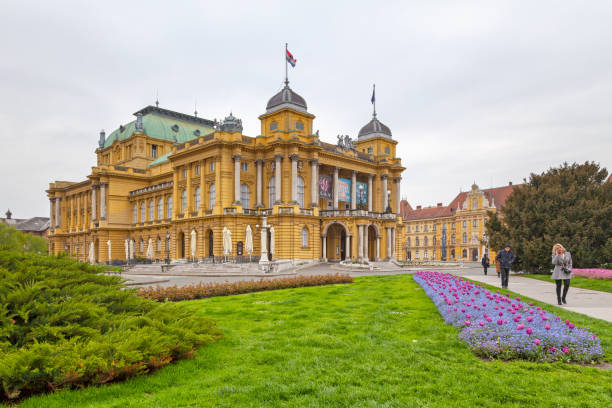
[481,254,490,275]
[552,243,573,305]
[496,244,515,289]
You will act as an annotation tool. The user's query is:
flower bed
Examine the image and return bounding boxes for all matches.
[137,274,353,302]
[414,271,605,362]
[572,268,612,279]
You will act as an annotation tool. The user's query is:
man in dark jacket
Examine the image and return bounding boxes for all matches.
[495,244,515,289]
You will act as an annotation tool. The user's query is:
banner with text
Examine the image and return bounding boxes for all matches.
[319,175,332,200]
[338,178,351,202]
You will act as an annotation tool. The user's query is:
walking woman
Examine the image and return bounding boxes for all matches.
[481,254,490,275]
[551,243,573,305]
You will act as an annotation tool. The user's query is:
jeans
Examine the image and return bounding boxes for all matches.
[483,267,488,275]
[555,279,570,301]
[501,268,510,287]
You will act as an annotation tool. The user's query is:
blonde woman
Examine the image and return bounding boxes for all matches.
[551,243,573,305]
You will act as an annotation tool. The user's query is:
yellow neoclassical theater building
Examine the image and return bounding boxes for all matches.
[47,78,406,264]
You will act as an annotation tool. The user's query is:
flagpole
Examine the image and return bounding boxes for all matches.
[373,83,376,117]
[285,43,288,85]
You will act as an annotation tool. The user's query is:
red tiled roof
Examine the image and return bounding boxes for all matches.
[403,183,522,222]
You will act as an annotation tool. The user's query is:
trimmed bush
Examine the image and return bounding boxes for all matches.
[137,274,354,302]
[0,251,222,401]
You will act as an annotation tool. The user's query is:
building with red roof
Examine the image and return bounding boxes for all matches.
[401,182,520,262]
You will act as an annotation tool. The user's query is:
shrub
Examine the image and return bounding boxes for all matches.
[572,268,612,280]
[0,223,47,254]
[0,251,222,401]
[414,271,604,363]
[137,274,354,302]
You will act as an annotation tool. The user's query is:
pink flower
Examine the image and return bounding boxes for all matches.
[497,319,503,325]
[534,339,541,345]
[461,308,466,313]
[529,301,534,306]
[562,347,569,354]
[568,323,575,329]
[499,312,504,316]
[486,317,492,322]
[479,321,485,327]
[526,316,533,322]
[466,314,472,319]
[545,324,551,330]
[549,347,557,353]
[526,328,533,335]
[516,324,524,330]
[465,320,471,326]
[565,319,570,325]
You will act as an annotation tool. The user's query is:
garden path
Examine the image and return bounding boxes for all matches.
[453,267,612,323]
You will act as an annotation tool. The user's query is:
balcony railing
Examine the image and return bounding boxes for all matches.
[319,209,397,220]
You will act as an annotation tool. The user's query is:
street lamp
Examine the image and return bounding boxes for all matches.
[166,231,170,264]
[385,190,392,214]
[358,184,364,210]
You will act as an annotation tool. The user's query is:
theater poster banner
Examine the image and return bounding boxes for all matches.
[338,178,351,202]
[356,181,368,206]
[319,175,332,200]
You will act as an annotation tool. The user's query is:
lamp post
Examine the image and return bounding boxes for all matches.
[385,190,392,214]
[358,184,364,210]
[166,231,170,264]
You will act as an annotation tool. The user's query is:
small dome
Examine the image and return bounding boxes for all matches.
[358,115,392,140]
[266,82,307,113]
[219,112,243,133]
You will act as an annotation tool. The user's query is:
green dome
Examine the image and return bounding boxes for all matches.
[103,106,215,149]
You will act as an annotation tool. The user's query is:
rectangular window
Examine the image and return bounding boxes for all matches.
[195,165,200,175]
[452,222,456,229]
[152,145,157,159]
[241,162,248,172]
[473,219,478,228]
[407,226,411,232]
[210,161,215,171]
[462,220,467,228]
[182,169,187,179]
[424,225,429,232]
[416,225,419,232]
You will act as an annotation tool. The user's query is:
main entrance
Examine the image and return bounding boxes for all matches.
[208,230,214,258]
[178,232,185,259]
[326,223,348,261]
[472,248,479,261]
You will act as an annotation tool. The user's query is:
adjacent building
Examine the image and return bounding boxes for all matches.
[46,78,406,263]
[402,182,518,262]
[1,210,50,238]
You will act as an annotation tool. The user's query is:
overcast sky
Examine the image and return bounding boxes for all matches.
[2,1,612,218]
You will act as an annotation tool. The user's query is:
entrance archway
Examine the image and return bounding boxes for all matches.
[325,223,348,261]
[178,232,185,259]
[367,225,377,261]
[208,230,214,258]
[472,248,478,261]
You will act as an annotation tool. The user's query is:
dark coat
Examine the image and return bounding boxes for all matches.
[481,256,490,267]
[496,249,515,269]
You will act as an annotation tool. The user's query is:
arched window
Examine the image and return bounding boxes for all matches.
[181,190,187,214]
[416,237,420,247]
[149,200,154,221]
[301,227,308,248]
[451,234,456,244]
[268,177,275,207]
[157,237,161,252]
[297,176,305,208]
[139,238,143,253]
[462,249,468,258]
[209,184,216,209]
[462,233,467,243]
[140,202,145,223]
[167,196,173,218]
[157,198,163,220]
[133,204,137,223]
[424,236,428,246]
[195,187,201,210]
[240,184,250,209]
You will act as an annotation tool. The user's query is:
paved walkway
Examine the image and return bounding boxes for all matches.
[452,269,612,323]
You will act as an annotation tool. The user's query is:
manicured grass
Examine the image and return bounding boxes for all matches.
[522,273,612,294]
[14,274,612,408]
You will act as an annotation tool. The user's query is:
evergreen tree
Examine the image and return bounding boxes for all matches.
[0,222,48,254]
[486,162,612,273]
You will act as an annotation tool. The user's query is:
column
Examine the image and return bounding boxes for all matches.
[55,197,61,227]
[333,166,339,209]
[255,159,263,207]
[386,228,392,259]
[69,196,74,230]
[233,155,241,205]
[391,227,396,259]
[345,234,351,259]
[172,170,179,217]
[368,174,373,211]
[49,198,54,229]
[351,171,357,210]
[186,164,193,213]
[274,154,282,204]
[91,186,97,221]
[200,159,205,212]
[290,154,299,204]
[382,175,388,212]
[358,225,364,260]
[376,235,380,260]
[310,159,319,207]
[322,236,327,261]
[395,177,402,216]
[364,224,369,261]
[100,183,107,220]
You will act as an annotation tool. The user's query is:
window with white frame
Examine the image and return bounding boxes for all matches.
[268,177,275,206]
[451,234,456,244]
[195,165,200,175]
[240,184,250,208]
[301,227,308,247]
[157,198,163,220]
[157,237,161,252]
[241,162,248,172]
[167,197,172,218]
[133,204,137,223]
[195,187,201,210]
[297,176,305,208]
[140,202,145,223]
[209,184,216,208]
[462,232,467,243]
[209,161,215,171]
[462,220,467,228]
[181,190,187,214]
[473,219,478,228]
[149,200,154,221]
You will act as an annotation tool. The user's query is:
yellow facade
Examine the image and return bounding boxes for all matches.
[47,81,406,264]
[403,183,516,263]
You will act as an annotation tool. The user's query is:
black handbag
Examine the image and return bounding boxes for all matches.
[561,264,571,274]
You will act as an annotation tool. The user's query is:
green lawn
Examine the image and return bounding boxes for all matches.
[14,274,612,408]
[522,273,612,293]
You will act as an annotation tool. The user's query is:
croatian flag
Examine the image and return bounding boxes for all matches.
[286,49,297,67]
